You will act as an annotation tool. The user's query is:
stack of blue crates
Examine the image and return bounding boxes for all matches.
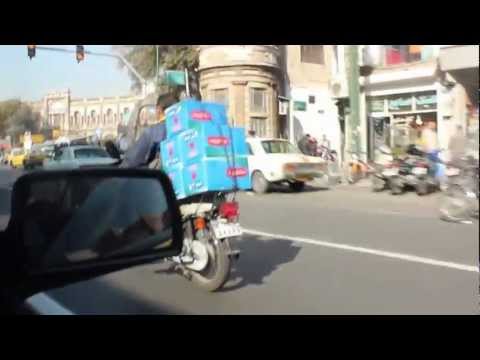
[161,99,251,199]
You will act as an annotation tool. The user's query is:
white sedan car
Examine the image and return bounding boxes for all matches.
[246,138,327,194]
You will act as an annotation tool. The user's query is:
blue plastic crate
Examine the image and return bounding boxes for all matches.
[177,125,248,163]
[165,99,228,137]
[164,163,187,200]
[183,156,251,196]
[160,137,182,168]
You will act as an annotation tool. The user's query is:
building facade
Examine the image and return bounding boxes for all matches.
[198,45,281,138]
[282,45,342,160]
[33,90,142,140]
[328,45,474,162]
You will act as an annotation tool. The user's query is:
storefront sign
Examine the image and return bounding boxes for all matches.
[415,93,437,110]
[388,95,412,112]
[293,101,307,112]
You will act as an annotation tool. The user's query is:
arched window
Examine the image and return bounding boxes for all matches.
[106,108,113,124]
[73,111,80,127]
[90,110,97,127]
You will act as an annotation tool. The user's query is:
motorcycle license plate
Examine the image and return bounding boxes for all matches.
[412,167,428,175]
[211,220,243,239]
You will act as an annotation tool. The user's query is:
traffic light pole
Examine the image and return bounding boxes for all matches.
[346,45,361,158]
[35,46,148,97]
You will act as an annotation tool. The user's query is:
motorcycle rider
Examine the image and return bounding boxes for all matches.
[121,93,179,169]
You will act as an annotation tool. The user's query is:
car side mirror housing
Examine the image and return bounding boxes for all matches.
[3,168,183,298]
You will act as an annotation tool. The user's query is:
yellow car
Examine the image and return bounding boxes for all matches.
[7,148,25,168]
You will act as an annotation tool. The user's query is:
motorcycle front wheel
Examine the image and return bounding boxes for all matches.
[439,185,470,222]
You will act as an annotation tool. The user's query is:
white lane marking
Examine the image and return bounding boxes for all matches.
[243,228,479,273]
[25,293,74,315]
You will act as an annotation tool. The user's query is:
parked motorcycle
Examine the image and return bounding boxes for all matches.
[370,145,399,192]
[439,156,479,223]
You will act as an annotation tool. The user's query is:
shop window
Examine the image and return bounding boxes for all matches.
[384,45,434,66]
[388,95,413,112]
[251,117,267,137]
[301,45,325,65]
[250,88,267,113]
[414,92,437,110]
[293,101,307,112]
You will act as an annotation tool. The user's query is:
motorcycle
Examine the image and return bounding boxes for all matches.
[110,98,241,292]
[370,145,400,192]
[388,145,441,196]
[439,156,479,223]
[168,192,241,292]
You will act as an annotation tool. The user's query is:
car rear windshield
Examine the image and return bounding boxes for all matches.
[261,141,300,154]
[74,148,110,159]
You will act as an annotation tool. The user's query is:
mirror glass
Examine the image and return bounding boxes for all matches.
[19,174,175,273]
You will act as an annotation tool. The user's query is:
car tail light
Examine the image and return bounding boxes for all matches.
[219,201,239,222]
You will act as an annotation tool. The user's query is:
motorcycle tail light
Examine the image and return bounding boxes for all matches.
[194,217,206,230]
[219,201,239,221]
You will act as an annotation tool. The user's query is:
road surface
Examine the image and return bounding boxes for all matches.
[1,168,478,314]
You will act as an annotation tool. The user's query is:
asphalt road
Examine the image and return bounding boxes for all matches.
[1,168,478,314]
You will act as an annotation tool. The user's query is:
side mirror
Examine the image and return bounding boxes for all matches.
[4,168,183,297]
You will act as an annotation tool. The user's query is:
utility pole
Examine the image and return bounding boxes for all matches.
[346,45,361,159]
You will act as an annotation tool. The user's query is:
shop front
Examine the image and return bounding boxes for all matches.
[367,90,438,159]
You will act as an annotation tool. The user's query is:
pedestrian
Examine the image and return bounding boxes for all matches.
[308,136,318,156]
[248,130,257,138]
[298,134,311,155]
[420,120,438,154]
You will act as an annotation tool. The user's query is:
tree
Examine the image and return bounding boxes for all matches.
[4,102,41,144]
[112,45,200,96]
[0,99,22,138]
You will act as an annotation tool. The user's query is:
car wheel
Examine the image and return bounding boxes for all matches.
[289,181,305,192]
[252,171,270,194]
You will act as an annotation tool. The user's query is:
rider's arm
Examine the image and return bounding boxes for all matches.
[120,129,153,168]
[121,123,167,168]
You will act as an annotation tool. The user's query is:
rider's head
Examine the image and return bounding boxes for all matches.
[156,94,178,122]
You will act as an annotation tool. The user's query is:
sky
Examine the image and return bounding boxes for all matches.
[0,45,133,102]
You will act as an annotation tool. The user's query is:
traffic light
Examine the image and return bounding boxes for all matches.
[27,45,36,60]
[76,45,85,63]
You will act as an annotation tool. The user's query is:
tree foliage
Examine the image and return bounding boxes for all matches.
[112,45,200,96]
[0,100,40,141]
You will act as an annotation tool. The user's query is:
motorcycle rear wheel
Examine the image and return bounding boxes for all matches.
[188,239,231,292]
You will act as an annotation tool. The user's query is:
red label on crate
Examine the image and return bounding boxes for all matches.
[227,167,248,177]
[208,136,229,146]
[191,110,212,121]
